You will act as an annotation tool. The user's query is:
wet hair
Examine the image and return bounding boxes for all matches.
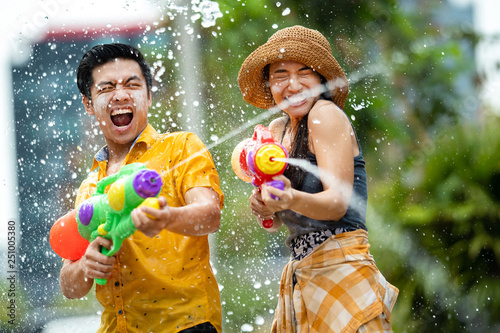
[77,43,152,100]
[274,73,333,189]
[283,114,309,189]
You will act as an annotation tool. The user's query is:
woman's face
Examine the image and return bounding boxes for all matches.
[268,60,322,119]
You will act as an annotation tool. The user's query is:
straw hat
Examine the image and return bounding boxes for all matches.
[238,25,349,110]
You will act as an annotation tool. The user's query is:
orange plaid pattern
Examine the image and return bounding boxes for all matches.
[271,229,398,333]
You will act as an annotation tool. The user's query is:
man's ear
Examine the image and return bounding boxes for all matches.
[147,89,152,108]
[82,95,94,115]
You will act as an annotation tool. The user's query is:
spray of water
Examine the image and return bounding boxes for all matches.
[274,157,366,218]
[150,77,368,220]
[162,78,335,172]
[165,0,223,29]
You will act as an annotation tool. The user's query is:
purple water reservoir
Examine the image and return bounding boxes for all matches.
[78,202,94,226]
[247,149,255,174]
[133,170,163,198]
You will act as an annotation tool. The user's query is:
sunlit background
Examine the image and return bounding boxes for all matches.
[1,0,499,332]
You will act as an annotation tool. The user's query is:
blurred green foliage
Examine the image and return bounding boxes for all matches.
[183,0,499,332]
[371,117,500,331]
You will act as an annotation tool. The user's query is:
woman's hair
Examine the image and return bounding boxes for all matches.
[280,75,334,189]
[283,114,310,189]
[77,43,152,100]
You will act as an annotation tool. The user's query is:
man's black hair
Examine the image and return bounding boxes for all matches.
[77,43,152,100]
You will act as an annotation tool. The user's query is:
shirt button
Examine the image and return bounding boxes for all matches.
[118,310,123,315]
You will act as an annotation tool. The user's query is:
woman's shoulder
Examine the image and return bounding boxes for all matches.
[309,99,350,128]
[269,116,288,139]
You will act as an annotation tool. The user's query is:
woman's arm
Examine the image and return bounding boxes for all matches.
[261,100,357,221]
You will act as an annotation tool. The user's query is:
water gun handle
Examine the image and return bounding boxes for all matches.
[95,277,107,286]
[92,215,136,285]
[260,179,286,228]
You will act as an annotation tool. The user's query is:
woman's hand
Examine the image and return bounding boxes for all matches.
[249,188,275,220]
[260,175,294,211]
[249,178,287,232]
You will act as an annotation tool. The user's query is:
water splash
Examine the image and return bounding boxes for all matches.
[192,0,223,28]
[166,0,223,28]
[160,78,348,174]
[274,157,366,218]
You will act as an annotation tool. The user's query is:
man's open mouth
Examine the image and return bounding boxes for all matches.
[111,109,133,127]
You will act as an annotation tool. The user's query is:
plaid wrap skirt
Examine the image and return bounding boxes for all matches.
[271,229,398,333]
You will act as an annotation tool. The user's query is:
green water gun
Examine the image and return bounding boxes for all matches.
[76,163,163,285]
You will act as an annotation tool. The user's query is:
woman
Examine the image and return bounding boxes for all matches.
[237,26,398,332]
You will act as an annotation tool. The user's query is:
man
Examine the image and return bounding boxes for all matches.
[59,43,223,333]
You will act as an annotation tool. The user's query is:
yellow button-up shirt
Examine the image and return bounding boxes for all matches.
[75,124,224,333]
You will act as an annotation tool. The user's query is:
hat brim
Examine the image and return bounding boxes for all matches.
[238,36,349,110]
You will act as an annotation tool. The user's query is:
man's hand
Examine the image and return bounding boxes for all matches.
[131,196,170,237]
[79,237,116,281]
[60,236,116,299]
[132,188,221,237]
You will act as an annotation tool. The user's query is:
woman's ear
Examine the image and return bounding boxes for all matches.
[82,95,94,115]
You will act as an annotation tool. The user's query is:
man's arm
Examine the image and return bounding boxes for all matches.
[132,187,221,237]
[59,237,116,299]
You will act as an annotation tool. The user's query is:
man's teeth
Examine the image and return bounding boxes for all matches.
[111,109,132,116]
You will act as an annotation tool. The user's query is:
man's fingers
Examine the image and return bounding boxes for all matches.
[94,236,113,250]
[140,206,161,219]
[85,237,115,266]
[158,196,168,207]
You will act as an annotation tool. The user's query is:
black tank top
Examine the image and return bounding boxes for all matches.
[276,116,368,247]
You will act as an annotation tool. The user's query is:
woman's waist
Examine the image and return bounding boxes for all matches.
[288,227,372,262]
[279,210,366,242]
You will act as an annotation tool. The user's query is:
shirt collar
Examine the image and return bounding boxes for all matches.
[90,124,159,171]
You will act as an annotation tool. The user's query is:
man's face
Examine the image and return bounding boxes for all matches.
[83,58,151,146]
